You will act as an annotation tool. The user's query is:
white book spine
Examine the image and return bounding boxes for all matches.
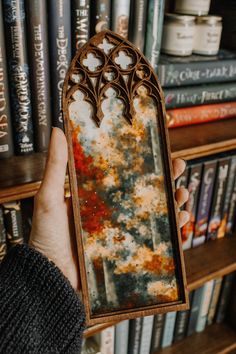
[101,326,115,354]
[196,280,214,332]
[161,312,177,348]
[115,320,129,354]
[138,315,154,354]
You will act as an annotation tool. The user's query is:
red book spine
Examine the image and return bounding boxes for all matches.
[167,102,236,128]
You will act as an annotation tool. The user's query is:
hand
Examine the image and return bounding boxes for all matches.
[29,128,189,289]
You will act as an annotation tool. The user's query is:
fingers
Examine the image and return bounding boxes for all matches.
[179,210,190,228]
[38,127,68,200]
[173,158,186,180]
[175,187,189,208]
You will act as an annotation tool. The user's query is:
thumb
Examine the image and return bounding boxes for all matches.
[39,127,68,199]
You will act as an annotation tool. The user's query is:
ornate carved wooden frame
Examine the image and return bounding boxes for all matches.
[62,30,188,326]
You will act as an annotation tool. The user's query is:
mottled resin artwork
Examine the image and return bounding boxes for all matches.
[63,31,187,324]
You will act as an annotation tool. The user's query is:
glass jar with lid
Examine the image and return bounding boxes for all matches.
[175,0,211,16]
[193,16,222,55]
[161,13,195,56]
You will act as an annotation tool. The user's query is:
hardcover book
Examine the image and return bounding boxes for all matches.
[225,174,236,236]
[100,326,114,354]
[48,0,71,129]
[0,0,14,158]
[207,157,230,241]
[128,318,143,354]
[207,277,223,326]
[26,0,52,152]
[216,273,235,323]
[139,315,154,354]
[2,201,24,248]
[161,311,177,348]
[111,0,130,39]
[62,30,188,325]
[187,287,204,336]
[173,291,193,342]
[144,0,165,71]
[128,0,148,52]
[150,313,165,352]
[3,0,34,154]
[192,159,217,248]
[196,280,214,332]
[92,0,111,34]
[158,50,236,88]
[0,206,7,261]
[72,0,90,53]
[115,320,129,354]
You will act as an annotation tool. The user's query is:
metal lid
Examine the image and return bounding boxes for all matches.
[196,15,222,24]
[165,13,196,23]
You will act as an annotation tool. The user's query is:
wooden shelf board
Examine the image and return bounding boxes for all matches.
[185,236,236,291]
[157,323,236,354]
[84,322,118,338]
[169,118,236,160]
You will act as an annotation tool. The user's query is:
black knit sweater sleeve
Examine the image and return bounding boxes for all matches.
[0,244,85,354]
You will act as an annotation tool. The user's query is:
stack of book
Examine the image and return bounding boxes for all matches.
[177,152,236,250]
[81,272,235,353]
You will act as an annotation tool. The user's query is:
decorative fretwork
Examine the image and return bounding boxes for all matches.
[63,30,162,127]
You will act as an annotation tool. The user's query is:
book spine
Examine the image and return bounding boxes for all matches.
[167,102,236,129]
[216,273,235,323]
[128,0,148,52]
[139,315,154,354]
[225,174,236,236]
[72,0,90,54]
[192,160,217,248]
[207,158,230,241]
[3,0,34,154]
[181,163,202,250]
[115,320,129,354]
[164,82,236,109]
[207,277,223,326]
[26,0,52,152]
[2,201,24,247]
[111,0,130,39]
[48,0,71,130]
[187,286,204,336]
[144,0,165,71]
[218,156,236,238]
[128,318,142,354]
[100,325,114,354]
[161,312,177,348]
[196,280,214,332]
[173,292,193,342]
[150,313,165,353]
[94,0,111,34]
[0,0,14,158]
[0,206,7,261]
[158,59,236,88]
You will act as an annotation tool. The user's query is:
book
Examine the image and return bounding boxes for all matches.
[196,280,214,332]
[187,286,204,336]
[93,0,111,34]
[2,201,24,248]
[26,0,52,152]
[48,0,71,129]
[164,82,236,109]
[181,163,202,250]
[157,50,236,88]
[111,0,130,39]
[115,320,129,354]
[161,311,177,348]
[207,277,223,326]
[225,174,236,236]
[216,273,235,323]
[0,206,7,261]
[128,318,143,354]
[166,102,236,129]
[139,315,154,354]
[3,0,34,154]
[218,155,236,238]
[0,0,14,158]
[207,157,230,241]
[144,0,165,71]
[100,326,114,354]
[150,313,165,353]
[128,0,148,52]
[72,0,90,53]
[192,159,217,248]
[173,292,193,342]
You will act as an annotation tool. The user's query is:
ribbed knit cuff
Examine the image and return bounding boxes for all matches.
[0,244,85,354]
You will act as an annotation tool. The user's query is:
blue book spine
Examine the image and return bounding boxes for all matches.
[161,312,177,348]
[3,0,34,154]
[139,315,154,354]
[187,287,204,336]
[196,280,214,332]
[48,0,71,130]
[115,320,129,354]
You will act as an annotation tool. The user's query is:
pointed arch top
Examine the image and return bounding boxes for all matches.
[62,30,164,127]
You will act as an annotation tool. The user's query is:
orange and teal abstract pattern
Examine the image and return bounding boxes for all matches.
[69,87,180,315]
